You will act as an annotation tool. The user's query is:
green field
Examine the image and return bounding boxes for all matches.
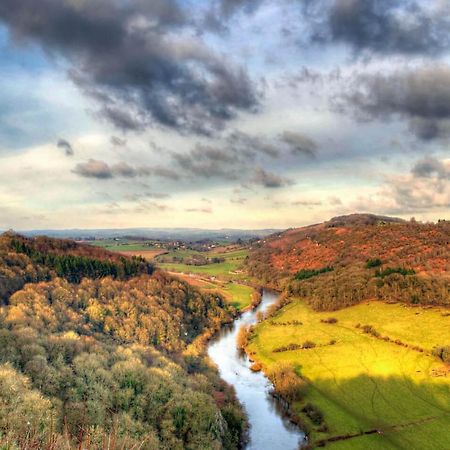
[88,240,159,252]
[248,299,450,449]
[221,283,254,310]
[157,248,248,278]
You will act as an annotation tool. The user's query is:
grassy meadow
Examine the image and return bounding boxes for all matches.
[248,299,450,449]
[156,248,248,278]
[157,248,255,310]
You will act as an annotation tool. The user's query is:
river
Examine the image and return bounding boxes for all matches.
[208,289,305,450]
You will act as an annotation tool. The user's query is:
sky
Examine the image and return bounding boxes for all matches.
[0,0,449,230]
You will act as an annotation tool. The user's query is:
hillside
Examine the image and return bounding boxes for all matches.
[244,215,450,448]
[0,233,245,449]
[247,214,450,310]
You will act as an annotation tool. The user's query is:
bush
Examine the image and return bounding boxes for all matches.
[321,317,338,324]
[365,258,382,268]
[236,325,250,350]
[432,345,450,363]
[267,363,306,402]
[294,267,334,281]
[375,267,416,278]
[302,402,324,425]
[361,325,380,337]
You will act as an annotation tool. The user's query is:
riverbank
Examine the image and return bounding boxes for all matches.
[208,290,305,450]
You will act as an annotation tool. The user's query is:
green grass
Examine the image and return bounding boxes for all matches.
[221,283,254,310]
[89,240,158,252]
[248,300,450,449]
[157,248,248,279]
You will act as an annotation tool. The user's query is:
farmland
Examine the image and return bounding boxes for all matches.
[156,248,248,278]
[247,299,450,449]
[87,239,255,310]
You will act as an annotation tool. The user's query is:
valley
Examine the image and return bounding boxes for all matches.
[0,214,449,449]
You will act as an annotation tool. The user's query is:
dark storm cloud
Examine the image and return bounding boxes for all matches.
[338,65,450,140]
[302,0,450,55]
[251,167,293,188]
[0,0,259,135]
[56,138,74,156]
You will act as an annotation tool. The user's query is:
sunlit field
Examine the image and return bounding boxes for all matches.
[156,248,249,278]
[248,299,450,449]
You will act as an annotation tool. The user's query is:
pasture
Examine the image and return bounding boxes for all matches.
[156,248,248,279]
[248,300,450,449]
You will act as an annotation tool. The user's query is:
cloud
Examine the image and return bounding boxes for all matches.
[203,0,266,32]
[337,64,450,140]
[124,192,170,202]
[185,207,213,213]
[173,143,241,179]
[110,136,126,147]
[251,167,292,188]
[73,159,179,180]
[73,159,112,179]
[302,0,450,56]
[280,131,318,157]
[218,0,265,18]
[230,197,247,204]
[134,201,170,213]
[172,129,317,181]
[56,138,74,156]
[353,157,450,214]
[412,156,450,180]
[328,196,342,205]
[291,199,322,206]
[0,0,259,135]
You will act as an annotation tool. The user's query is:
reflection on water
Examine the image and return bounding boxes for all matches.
[208,290,305,450]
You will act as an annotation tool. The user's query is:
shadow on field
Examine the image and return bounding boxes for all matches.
[303,373,450,449]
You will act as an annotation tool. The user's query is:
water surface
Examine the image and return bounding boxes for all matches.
[208,289,305,450]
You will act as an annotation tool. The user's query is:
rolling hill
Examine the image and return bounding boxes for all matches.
[247,214,449,310]
[244,214,450,448]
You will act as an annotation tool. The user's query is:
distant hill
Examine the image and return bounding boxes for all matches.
[12,227,281,242]
[247,214,449,310]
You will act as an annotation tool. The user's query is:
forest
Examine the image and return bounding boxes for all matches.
[0,232,245,449]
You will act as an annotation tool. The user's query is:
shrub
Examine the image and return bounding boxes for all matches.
[273,343,302,353]
[302,340,316,349]
[375,267,416,278]
[267,363,306,402]
[321,317,338,324]
[432,345,450,363]
[365,258,382,268]
[361,325,380,337]
[236,325,250,351]
[294,266,334,281]
[302,402,324,425]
